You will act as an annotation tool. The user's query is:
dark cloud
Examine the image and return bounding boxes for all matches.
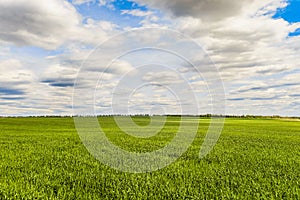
[132,0,251,21]
[238,83,299,93]
[1,97,25,100]
[0,87,25,95]
[227,97,245,101]
[49,82,74,87]
[289,94,300,97]
[0,0,80,49]
[228,96,278,101]
[250,97,278,101]
[255,67,288,74]
[41,78,74,88]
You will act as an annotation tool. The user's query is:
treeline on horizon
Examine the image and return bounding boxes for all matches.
[1,114,299,119]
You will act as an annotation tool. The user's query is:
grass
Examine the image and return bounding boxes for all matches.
[0,116,300,199]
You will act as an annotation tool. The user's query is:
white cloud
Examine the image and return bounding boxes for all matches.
[98,0,115,10]
[0,0,81,49]
[0,59,34,86]
[72,0,96,5]
[142,71,182,85]
[121,9,153,17]
[0,0,119,50]
[0,59,66,116]
[142,0,300,116]
[1,0,300,116]
[171,1,300,81]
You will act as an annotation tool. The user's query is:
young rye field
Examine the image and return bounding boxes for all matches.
[0,117,299,199]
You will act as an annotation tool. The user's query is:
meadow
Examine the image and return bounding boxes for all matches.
[0,116,299,199]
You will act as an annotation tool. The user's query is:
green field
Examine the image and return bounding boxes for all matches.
[0,117,300,199]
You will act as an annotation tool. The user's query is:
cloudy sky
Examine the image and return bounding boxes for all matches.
[0,0,300,116]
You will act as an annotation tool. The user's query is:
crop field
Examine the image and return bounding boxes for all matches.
[0,116,300,199]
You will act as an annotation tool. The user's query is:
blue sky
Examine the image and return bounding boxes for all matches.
[72,0,145,27]
[273,0,300,23]
[70,0,163,28]
[0,0,300,116]
[273,0,300,36]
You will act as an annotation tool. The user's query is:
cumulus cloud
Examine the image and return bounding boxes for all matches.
[131,0,255,21]
[1,0,300,116]
[140,0,299,116]
[172,1,300,80]
[0,0,82,49]
[0,0,118,50]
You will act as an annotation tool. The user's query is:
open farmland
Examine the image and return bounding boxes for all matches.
[0,117,300,199]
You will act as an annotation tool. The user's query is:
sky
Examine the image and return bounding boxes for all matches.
[0,0,300,116]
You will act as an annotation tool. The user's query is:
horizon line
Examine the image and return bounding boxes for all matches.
[0,114,299,118]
